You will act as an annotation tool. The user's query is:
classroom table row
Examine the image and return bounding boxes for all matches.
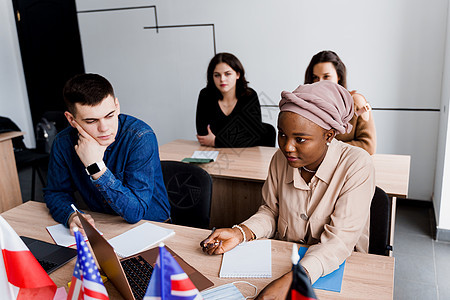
[1,201,395,299]
[159,139,411,236]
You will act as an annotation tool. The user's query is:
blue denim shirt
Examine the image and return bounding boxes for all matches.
[44,114,170,226]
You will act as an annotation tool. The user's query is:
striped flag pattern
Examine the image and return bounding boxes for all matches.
[144,244,202,300]
[0,216,57,300]
[67,228,109,300]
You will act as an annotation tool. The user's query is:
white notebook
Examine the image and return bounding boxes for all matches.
[219,240,272,278]
[108,222,175,258]
[46,223,103,247]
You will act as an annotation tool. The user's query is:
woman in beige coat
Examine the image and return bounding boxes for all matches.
[200,81,375,299]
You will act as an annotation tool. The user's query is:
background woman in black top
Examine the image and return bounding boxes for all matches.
[196,52,264,148]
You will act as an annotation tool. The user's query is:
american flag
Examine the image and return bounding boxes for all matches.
[144,244,202,300]
[67,228,109,300]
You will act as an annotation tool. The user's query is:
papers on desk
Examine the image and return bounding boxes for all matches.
[192,151,219,161]
[182,151,219,164]
[108,222,175,258]
[46,224,100,247]
[219,240,271,278]
[298,246,345,292]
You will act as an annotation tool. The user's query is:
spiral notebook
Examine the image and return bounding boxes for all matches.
[219,240,271,278]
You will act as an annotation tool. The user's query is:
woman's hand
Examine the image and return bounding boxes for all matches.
[353,93,371,121]
[196,125,216,147]
[256,271,292,300]
[200,227,243,255]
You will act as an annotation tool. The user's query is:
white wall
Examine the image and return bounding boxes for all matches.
[0,0,35,147]
[1,0,446,201]
[75,0,448,201]
[434,1,450,231]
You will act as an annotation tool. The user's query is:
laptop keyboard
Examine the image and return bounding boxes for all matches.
[121,255,154,300]
[38,259,58,273]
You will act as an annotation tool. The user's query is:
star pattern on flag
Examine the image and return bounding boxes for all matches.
[68,230,109,300]
[73,239,102,283]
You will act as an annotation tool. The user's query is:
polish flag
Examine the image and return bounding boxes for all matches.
[0,216,57,299]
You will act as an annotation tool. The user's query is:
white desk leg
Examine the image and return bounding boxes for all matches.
[389,196,397,257]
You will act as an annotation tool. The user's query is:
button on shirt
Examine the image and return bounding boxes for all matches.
[44,114,170,226]
[242,139,375,284]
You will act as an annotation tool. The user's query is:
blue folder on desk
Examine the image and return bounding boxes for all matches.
[298,246,345,293]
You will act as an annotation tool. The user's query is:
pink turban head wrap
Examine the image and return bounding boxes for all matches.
[279,81,354,135]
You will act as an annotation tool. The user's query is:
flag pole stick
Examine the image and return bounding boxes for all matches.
[159,243,165,299]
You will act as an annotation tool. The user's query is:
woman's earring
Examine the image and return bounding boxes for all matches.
[326,142,330,146]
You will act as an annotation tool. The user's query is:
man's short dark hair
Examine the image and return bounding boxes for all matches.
[63,73,115,114]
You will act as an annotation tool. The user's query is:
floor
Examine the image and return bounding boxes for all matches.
[393,200,450,300]
[17,167,450,299]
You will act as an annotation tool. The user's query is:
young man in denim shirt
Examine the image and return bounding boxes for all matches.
[44,74,170,235]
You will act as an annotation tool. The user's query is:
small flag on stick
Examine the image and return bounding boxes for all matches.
[287,244,317,300]
[144,243,202,300]
[0,216,57,300]
[67,227,109,300]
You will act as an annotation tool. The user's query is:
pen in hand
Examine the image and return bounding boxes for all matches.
[71,204,80,213]
[201,227,220,249]
[69,204,96,236]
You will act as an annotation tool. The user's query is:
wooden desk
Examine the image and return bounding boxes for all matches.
[160,139,411,228]
[0,131,24,212]
[160,139,276,227]
[1,201,395,300]
[371,154,410,251]
[372,154,410,199]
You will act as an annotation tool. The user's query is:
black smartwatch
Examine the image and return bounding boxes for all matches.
[85,161,106,176]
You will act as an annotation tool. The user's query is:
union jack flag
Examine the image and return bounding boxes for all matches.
[144,244,202,300]
[67,228,109,300]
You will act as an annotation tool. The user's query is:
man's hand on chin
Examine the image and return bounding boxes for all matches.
[71,120,108,172]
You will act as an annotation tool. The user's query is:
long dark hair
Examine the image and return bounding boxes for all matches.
[206,52,249,99]
[304,50,347,89]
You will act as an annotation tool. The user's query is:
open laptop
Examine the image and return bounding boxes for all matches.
[77,211,213,300]
[20,236,77,274]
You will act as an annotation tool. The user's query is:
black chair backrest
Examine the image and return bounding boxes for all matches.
[259,122,276,147]
[160,161,213,229]
[369,186,392,256]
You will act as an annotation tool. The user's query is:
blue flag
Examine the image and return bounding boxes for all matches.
[144,245,202,300]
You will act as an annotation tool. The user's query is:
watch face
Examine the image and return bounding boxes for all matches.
[87,163,101,175]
